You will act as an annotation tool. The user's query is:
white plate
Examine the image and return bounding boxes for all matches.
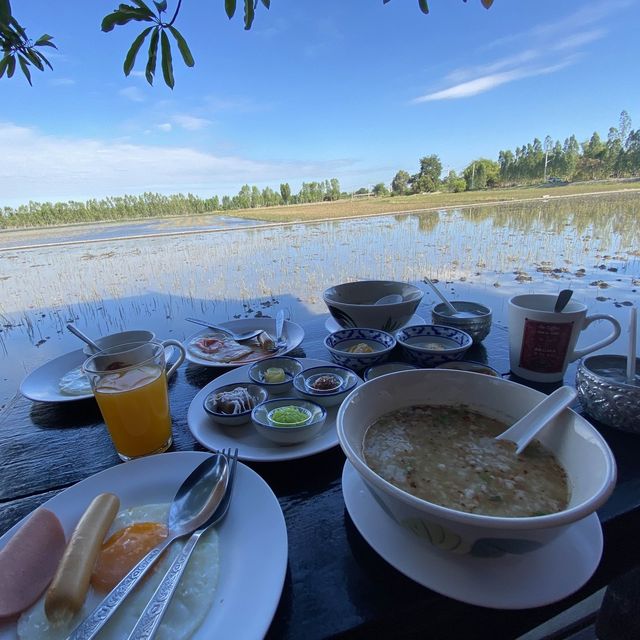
[0,451,287,640]
[324,313,425,334]
[342,461,603,610]
[19,346,178,403]
[185,318,304,368]
[188,358,362,462]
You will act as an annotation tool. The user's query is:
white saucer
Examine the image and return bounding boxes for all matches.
[341,461,603,609]
[324,314,425,334]
[188,358,363,462]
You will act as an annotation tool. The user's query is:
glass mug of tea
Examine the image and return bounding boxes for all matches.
[83,340,185,460]
[508,294,621,383]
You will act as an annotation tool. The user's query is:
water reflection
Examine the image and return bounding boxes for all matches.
[1,193,638,407]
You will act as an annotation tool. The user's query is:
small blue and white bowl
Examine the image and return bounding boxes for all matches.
[396,324,472,367]
[364,361,419,381]
[248,356,304,395]
[203,382,269,426]
[293,365,359,408]
[324,328,396,369]
[251,397,327,445]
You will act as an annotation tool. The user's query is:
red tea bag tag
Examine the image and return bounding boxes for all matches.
[519,319,574,373]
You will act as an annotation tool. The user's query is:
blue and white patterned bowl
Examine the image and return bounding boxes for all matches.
[324,328,396,369]
[396,324,472,367]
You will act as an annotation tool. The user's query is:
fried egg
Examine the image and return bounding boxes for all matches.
[58,366,92,396]
[17,503,219,640]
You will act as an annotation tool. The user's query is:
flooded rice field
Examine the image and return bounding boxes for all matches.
[1,191,638,408]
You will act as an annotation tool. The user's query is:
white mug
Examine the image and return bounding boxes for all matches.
[508,294,621,383]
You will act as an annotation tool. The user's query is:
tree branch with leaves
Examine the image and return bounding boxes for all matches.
[1,0,493,88]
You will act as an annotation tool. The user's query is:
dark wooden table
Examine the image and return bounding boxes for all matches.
[2,311,640,639]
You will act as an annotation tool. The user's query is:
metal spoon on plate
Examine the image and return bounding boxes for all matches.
[185,317,263,342]
[67,324,101,353]
[495,386,577,454]
[68,453,230,640]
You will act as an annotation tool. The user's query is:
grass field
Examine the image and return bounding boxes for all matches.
[227,180,640,224]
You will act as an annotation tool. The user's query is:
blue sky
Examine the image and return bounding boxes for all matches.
[1,0,638,207]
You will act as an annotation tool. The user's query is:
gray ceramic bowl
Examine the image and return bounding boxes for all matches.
[248,356,304,395]
[435,360,501,377]
[363,361,419,381]
[251,397,327,445]
[324,328,396,369]
[396,324,473,367]
[431,301,492,343]
[576,354,640,433]
[204,382,269,426]
[323,280,423,331]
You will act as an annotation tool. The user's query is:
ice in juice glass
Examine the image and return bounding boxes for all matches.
[83,340,185,460]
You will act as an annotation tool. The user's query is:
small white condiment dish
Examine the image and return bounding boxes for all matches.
[204,382,269,426]
[324,328,396,369]
[363,361,419,381]
[251,398,327,445]
[435,360,501,377]
[431,301,492,343]
[293,365,359,408]
[395,324,472,367]
[248,356,304,395]
[337,369,616,556]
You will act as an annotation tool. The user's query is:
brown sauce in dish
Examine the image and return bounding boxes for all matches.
[363,405,570,517]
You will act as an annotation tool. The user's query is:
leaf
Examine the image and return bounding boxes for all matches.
[101,10,129,32]
[0,0,11,25]
[481,0,494,7]
[129,0,154,14]
[160,29,174,88]
[34,33,56,48]
[7,54,15,78]
[34,49,53,70]
[25,47,44,71]
[17,53,31,85]
[124,25,153,75]
[168,26,194,67]
[244,0,254,30]
[153,0,167,13]
[225,0,236,19]
[418,0,429,14]
[145,27,159,84]
[260,0,270,8]
[0,54,9,78]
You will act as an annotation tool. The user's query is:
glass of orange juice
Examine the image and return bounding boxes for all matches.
[83,340,185,460]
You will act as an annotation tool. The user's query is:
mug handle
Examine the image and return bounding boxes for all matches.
[571,314,621,361]
[161,339,186,378]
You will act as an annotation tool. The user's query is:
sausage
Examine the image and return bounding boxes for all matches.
[0,508,66,619]
[45,493,120,624]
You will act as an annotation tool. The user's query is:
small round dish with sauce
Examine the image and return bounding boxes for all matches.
[251,398,327,445]
[204,382,269,426]
[293,365,359,408]
[248,356,304,395]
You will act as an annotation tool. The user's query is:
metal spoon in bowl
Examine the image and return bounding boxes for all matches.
[68,453,229,640]
[423,278,458,316]
[554,289,573,313]
[185,317,264,342]
[66,323,101,353]
[495,386,577,455]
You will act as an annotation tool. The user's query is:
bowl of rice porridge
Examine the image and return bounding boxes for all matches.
[337,369,616,556]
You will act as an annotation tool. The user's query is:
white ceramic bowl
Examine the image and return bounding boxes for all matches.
[204,382,269,426]
[323,280,424,331]
[248,356,304,395]
[363,361,419,381]
[251,398,327,445]
[324,328,396,369]
[431,301,492,343]
[82,330,155,355]
[395,324,472,367]
[337,369,617,556]
[293,365,359,408]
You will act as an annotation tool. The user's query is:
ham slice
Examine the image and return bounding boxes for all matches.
[0,508,66,619]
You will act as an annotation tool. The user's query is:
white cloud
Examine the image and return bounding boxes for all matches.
[172,114,211,131]
[48,78,76,87]
[0,122,351,206]
[119,86,145,102]
[157,123,172,132]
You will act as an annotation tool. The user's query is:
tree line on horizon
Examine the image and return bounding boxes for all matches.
[1,111,638,230]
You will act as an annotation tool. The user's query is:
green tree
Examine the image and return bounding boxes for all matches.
[279,183,291,204]
[409,155,442,193]
[442,169,466,193]
[372,183,389,197]
[391,170,411,195]
[463,158,499,190]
